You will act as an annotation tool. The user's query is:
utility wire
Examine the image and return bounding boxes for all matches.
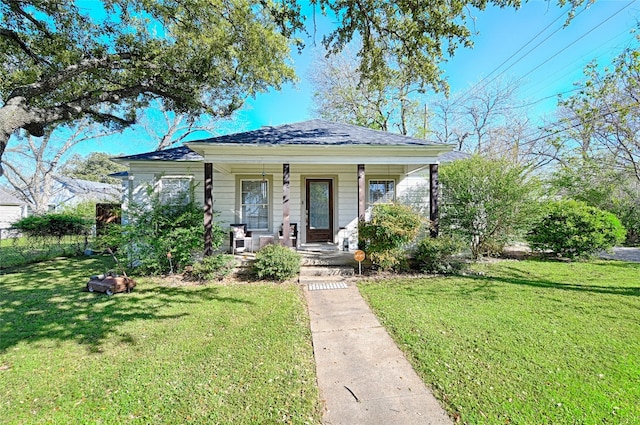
[516,0,637,84]
[450,1,635,112]
[520,24,636,99]
[449,6,579,108]
[516,105,630,148]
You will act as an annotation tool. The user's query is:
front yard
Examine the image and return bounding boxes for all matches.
[2,255,639,424]
[0,256,321,424]
[359,259,640,424]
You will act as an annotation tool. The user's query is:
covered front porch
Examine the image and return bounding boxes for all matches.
[199,160,442,255]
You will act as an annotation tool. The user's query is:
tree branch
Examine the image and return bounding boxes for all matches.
[8,53,137,100]
[0,27,46,63]
[7,0,54,37]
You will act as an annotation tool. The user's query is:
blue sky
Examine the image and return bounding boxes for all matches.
[12,0,640,160]
[235,0,639,131]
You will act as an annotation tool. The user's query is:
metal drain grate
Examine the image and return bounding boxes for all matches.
[308,282,348,291]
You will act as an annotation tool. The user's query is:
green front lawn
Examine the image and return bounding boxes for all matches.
[359,259,640,425]
[0,256,321,424]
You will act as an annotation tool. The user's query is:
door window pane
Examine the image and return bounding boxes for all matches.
[309,181,330,229]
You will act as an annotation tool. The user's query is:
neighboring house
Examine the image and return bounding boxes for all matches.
[48,176,120,211]
[114,119,458,252]
[0,189,27,232]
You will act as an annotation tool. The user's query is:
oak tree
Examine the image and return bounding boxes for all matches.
[0,0,298,175]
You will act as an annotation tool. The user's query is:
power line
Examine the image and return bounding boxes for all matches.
[516,0,637,84]
[484,104,634,162]
[516,104,632,149]
[479,8,569,84]
[506,87,584,111]
[519,25,635,100]
[449,6,580,108]
[449,1,636,113]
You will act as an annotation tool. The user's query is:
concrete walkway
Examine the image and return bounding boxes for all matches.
[303,279,452,425]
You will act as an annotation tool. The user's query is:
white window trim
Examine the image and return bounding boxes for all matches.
[158,175,193,205]
[239,177,271,232]
[368,178,396,206]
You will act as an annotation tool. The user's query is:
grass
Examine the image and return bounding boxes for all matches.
[0,256,321,424]
[359,259,640,425]
[0,235,89,269]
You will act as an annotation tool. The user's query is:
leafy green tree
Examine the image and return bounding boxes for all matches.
[547,40,640,245]
[440,155,541,258]
[0,0,297,176]
[555,43,640,181]
[62,152,127,184]
[1,0,586,176]
[316,0,582,93]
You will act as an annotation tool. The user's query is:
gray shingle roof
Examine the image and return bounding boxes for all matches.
[51,176,120,204]
[115,146,203,162]
[108,171,129,178]
[0,189,25,206]
[440,150,471,162]
[192,119,446,146]
[115,120,464,163]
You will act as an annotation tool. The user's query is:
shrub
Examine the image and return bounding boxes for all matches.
[440,155,542,258]
[191,254,236,281]
[526,199,626,259]
[62,201,98,222]
[368,248,408,272]
[549,158,640,246]
[99,188,225,275]
[415,235,466,274]
[11,213,92,256]
[358,203,423,271]
[12,213,90,239]
[253,244,301,281]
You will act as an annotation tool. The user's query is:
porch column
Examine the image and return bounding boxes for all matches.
[358,164,365,221]
[204,162,214,256]
[282,163,291,247]
[430,163,439,238]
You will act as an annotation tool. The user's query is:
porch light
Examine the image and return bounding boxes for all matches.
[261,165,267,199]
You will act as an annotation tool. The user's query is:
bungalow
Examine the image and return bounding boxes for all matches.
[114,120,458,253]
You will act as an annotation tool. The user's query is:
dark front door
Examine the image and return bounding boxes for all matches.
[306,179,333,242]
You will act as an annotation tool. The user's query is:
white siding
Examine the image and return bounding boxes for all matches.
[0,205,24,230]
[212,172,235,225]
[397,173,431,215]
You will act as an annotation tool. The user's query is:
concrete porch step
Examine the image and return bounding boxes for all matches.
[300,266,355,277]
